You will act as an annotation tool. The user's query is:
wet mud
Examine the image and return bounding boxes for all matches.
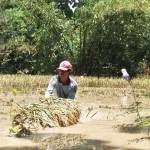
[0,92,150,150]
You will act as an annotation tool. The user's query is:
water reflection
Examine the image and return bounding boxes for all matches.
[32,133,140,150]
[120,96,128,108]
[0,132,141,150]
[0,147,39,150]
[0,125,145,150]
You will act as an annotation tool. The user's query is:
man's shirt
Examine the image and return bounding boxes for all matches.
[45,75,77,100]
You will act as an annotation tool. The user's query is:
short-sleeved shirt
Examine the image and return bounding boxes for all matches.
[45,75,77,100]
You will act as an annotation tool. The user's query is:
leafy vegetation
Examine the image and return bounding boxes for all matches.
[0,0,150,76]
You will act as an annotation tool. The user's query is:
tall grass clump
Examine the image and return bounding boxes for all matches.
[0,74,51,93]
[0,75,149,94]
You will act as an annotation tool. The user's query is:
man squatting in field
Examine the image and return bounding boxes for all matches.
[45,60,77,100]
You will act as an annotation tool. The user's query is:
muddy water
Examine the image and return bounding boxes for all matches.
[0,93,150,150]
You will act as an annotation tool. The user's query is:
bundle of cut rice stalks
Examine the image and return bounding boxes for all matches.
[9,97,81,137]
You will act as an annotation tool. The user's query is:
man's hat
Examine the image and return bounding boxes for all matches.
[57,60,72,71]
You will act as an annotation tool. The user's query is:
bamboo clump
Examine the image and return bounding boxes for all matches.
[9,97,81,137]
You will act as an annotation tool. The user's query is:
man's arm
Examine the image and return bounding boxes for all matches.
[68,79,77,100]
[45,76,56,98]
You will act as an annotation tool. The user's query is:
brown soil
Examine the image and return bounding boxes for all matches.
[0,88,150,150]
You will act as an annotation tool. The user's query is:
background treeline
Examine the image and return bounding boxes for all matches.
[0,0,150,76]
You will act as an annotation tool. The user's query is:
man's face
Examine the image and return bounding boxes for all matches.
[58,70,70,81]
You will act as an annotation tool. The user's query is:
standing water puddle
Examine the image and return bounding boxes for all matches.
[14,132,140,150]
[0,95,150,150]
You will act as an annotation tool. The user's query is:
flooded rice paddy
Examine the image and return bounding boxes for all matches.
[0,87,150,150]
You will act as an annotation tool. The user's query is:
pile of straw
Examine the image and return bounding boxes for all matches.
[9,97,81,137]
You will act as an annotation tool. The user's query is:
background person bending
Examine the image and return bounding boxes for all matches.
[121,68,131,81]
[45,60,77,100]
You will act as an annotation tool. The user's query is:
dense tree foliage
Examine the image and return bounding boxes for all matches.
[0,0,150,76]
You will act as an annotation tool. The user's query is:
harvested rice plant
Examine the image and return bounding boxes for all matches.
[9,97,81,137]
